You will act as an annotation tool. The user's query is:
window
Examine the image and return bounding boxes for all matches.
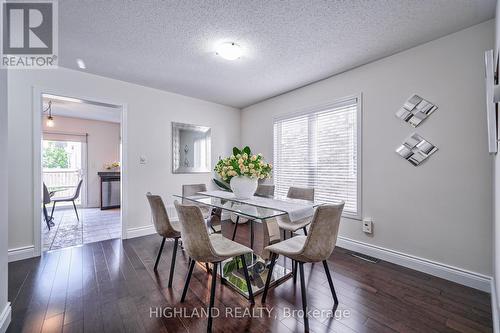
[273,96,361,217]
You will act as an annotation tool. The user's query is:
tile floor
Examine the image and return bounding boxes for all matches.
[42,207,121,251]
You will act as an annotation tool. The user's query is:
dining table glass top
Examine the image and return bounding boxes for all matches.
[174,190,321,221]
[173,194,286,220]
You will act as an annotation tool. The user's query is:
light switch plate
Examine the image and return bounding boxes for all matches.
[139,156,147,164]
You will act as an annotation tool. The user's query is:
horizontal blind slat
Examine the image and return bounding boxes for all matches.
[273,100,358,215]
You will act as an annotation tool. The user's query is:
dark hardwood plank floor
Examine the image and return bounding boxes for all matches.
[8,221,493,333]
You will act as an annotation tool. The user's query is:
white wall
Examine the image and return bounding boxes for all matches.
[42,116,121,208]
[0,68,11,332]
[242,21,494,278]
[493,1,500,329]
[8,67,240,251]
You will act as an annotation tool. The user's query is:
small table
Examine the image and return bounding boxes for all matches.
[174,190,318,299]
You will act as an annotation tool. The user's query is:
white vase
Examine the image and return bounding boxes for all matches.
[230,176,258,200]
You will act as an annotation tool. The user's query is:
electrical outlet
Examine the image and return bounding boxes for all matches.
[362,218,373,234]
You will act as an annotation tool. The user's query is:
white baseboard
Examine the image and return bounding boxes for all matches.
[492,279,500,333]
[126,224,157,239]
[8,245,35,262]
[336,236,491,292]
[0,302,11,333]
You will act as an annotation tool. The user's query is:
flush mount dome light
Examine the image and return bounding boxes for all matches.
[215,42,242,60]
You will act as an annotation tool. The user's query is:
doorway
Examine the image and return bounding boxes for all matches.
[37,93,125,252]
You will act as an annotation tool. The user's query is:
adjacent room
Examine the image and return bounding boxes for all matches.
[1,1,500,333]
[40,94,123,251]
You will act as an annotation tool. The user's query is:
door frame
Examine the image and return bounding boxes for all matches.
[32,86,128,256]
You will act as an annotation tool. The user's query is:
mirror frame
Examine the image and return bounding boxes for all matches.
[172,122,212,174]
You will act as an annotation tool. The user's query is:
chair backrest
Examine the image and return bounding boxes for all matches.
[43,183,51,205]
[287,186,314,201]
[301,203,344,262]
[182,184,207,204]
[72,179,84,200]
[174,200,216,262]
[146,193,179,238]
[255,184,275,198]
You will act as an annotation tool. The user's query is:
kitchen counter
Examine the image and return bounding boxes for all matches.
[98,172,120,210]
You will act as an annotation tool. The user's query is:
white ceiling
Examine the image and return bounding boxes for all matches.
[43,97,121,123]
[59,0,495,108]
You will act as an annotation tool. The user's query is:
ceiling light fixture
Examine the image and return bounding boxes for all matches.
[43,101,55,127]
[215,42,242,60]
[76,58,86,69]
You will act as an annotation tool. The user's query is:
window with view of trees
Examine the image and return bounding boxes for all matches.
[43,141,70,169]
[273,97,360,217]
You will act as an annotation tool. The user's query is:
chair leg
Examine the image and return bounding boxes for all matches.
[240,255,254,304]
[207,262,218,332]
[181,258,196,302]
[43,204,51,230]
[231,216,240,240]
[262,253,277,303]
[205,263,210,272]
[299,262,309,332]
[50,202,56,220]
[322,260,339,305]
[168,238,179,288]
[293,260,298,284]
[303,227,308,236]
[72,200,79,221]
[154,237,166,271]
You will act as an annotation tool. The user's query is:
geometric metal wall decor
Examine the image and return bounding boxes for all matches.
[395,94,438,127]
[396,133,438,166]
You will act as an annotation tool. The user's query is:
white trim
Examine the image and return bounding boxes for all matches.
[32,86,129,254]
[0,303,11,333]
[8,245,36,262]
[126,224,157,239]
[336,236,491,292]
[126,206,178,239]
[492,279,500,333]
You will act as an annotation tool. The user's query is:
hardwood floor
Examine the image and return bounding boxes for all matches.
[8,221,493,333]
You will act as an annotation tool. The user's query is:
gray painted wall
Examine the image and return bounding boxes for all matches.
[241,21,494,277]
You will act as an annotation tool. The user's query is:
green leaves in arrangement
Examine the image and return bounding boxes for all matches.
[215,146,272,183]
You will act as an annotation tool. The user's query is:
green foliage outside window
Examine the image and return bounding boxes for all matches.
[43,142,69,169]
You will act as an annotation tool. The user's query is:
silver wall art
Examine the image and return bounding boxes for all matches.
[396,133,438,166]
[396,94,438,127]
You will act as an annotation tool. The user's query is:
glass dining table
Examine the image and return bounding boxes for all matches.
[173,190,319,299]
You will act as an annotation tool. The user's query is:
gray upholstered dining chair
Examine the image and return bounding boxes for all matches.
[276,186,315,238]
[182,183,221,233]
[262,202,344,332]
[231,184,276,244]
[182,183,211,217]
[146,193,181,288]
[255,184,276,198]
[50,179,84,221]
[174,201,254,332]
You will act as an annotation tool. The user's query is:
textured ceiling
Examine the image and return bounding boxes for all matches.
[59,0,495,108]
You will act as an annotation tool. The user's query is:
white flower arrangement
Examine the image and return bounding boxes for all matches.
[214,146,272,183]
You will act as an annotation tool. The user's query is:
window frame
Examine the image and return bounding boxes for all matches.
[272,93,363,220]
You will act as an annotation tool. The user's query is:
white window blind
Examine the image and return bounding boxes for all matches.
[273,97,360,216]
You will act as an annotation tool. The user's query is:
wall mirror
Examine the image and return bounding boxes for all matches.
[172,122,211,173]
